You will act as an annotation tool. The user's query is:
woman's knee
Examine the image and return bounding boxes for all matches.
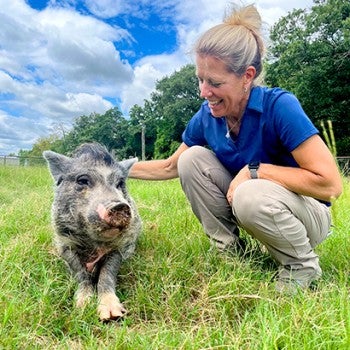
[178,146,210,178]
[232,180,264,226]
[232,179,286,228]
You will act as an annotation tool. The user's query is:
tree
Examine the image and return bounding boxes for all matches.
[149,64,202,158]
[59,107,132,159]
[265,0,350,155]
[19,135,59,165]
[128,101,157,160]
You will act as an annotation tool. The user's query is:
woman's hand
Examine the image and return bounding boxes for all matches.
[226,165,251,204]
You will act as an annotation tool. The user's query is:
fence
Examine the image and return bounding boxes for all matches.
[0,155,47,167]
[1,155,350,176]
[337,156,350,176]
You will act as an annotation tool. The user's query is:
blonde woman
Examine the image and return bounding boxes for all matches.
[130,4,342,293]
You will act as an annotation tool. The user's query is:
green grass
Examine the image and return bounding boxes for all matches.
[0,165,349,349]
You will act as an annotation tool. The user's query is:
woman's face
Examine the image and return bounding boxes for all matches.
[196,54,248,119]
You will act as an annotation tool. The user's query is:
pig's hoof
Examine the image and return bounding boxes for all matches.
[75,286,94,308]
[98,293,127,321]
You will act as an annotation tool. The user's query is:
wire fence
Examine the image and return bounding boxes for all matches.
[337,156,350,177]
[1,155,350,176]
[0,155,47,167]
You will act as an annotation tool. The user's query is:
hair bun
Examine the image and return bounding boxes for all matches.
[224,4,262,34]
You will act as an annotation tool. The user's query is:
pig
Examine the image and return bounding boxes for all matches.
[43,142,142,321]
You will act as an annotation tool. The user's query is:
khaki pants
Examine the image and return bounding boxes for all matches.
[177,146,331,274]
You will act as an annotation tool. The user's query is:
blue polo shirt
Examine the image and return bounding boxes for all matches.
[182,86,318,176]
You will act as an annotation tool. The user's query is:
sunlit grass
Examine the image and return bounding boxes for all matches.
[0,165,349,349]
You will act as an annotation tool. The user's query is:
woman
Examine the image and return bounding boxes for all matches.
[130,4,343,293]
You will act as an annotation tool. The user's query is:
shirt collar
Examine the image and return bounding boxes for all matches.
[246,86,264,113]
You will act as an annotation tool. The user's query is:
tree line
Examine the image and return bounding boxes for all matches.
[21,0,349,161]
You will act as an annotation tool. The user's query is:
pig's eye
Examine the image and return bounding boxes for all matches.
[115,179,124,189]
[76,175,91,187]
[56,176,63,186]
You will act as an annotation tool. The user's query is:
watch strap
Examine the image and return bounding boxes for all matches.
[248,161,260,179]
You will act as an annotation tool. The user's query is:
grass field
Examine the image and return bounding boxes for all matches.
[0,165,349,349]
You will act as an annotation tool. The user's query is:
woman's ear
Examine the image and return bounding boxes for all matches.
[244,65,256,86]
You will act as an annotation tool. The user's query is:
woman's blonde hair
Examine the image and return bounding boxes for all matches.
[194,4,265,84]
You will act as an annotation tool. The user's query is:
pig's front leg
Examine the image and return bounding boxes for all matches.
[60,246,94,308]
[97,251,126,321]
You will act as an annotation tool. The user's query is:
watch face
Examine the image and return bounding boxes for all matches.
[249,161,260,168]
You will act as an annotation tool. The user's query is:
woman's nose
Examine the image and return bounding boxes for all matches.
[199,81,212,98]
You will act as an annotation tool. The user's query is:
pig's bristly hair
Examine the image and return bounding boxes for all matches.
[72,143,114,166]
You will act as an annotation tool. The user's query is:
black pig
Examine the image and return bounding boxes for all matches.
[43,143,142,321]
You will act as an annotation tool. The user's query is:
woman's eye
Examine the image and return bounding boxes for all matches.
[209,80,221,88]
[77,175,90,186]
[197,77,221,88]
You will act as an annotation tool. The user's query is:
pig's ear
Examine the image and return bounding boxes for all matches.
[119,157,138,175]
[43,151,72,182]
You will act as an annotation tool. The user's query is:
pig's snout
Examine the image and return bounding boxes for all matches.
[109,202,130,215]
[97,202,132,229]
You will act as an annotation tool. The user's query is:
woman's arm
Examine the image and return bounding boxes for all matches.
[260,134,343,201]
[228,135,343,203]
[129,142,189,180]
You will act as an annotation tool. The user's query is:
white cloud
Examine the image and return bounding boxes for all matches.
[49,92,114,117]
[0,0,133,104]
[121,63,162,113]
[0,0,136,154]
[84,0,127,18]
[0,70,113,119]
[0,111,48,154]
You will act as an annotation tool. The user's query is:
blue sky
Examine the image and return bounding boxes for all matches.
[0,0,313,155]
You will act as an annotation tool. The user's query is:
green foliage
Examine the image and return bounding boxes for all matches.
[265,0,350,155]
[128,102,157,160]
[0,166,349,348]
[320,120,337,157]
[63,107,132,158]
[151,64,202,158]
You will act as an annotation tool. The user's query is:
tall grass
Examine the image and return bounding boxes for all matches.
[0,165,349,349]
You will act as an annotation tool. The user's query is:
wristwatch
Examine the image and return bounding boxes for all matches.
[248,161,260,179]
